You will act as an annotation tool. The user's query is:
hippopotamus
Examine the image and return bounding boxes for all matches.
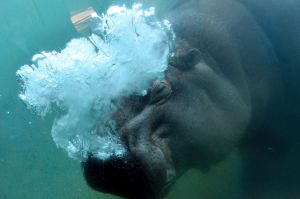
[82,0,300,198]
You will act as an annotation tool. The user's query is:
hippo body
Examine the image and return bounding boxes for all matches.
[83,0,300,198]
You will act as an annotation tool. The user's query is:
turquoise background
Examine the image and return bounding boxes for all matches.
[0,0,241,198]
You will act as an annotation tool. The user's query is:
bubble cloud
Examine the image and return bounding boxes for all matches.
[16,4,174,161]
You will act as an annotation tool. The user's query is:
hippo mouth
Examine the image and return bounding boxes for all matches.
[83,118,176,198]
[82,143,176,199]
[83,154,153,199]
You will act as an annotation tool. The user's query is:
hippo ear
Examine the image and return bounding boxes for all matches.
[170,48,202,71]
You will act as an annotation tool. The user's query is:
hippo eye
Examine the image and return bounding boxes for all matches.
[149,80,172,105]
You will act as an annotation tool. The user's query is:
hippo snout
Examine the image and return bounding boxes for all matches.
[82,104,175,199]
[82,154,160,199]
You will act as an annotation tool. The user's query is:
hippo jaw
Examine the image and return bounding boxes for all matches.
[82,129,177,199]
[82,154,169,199]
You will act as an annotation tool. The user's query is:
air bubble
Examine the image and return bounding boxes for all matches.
[16,4,174,161]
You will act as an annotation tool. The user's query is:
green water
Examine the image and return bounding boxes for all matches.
[0,1,242,198]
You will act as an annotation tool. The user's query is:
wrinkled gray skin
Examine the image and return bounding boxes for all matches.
[83,0,300,198]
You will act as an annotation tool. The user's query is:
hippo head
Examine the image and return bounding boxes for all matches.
[82,40,250,199]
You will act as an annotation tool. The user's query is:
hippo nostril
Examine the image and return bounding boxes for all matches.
[150,80,172,105]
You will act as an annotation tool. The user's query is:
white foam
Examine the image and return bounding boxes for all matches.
[16,4,174,161]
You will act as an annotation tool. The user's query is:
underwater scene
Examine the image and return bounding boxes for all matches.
[1,0,300,199]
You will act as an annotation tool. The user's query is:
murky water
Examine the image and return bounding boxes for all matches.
[0,1,241,198]
[1,0,299,199]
